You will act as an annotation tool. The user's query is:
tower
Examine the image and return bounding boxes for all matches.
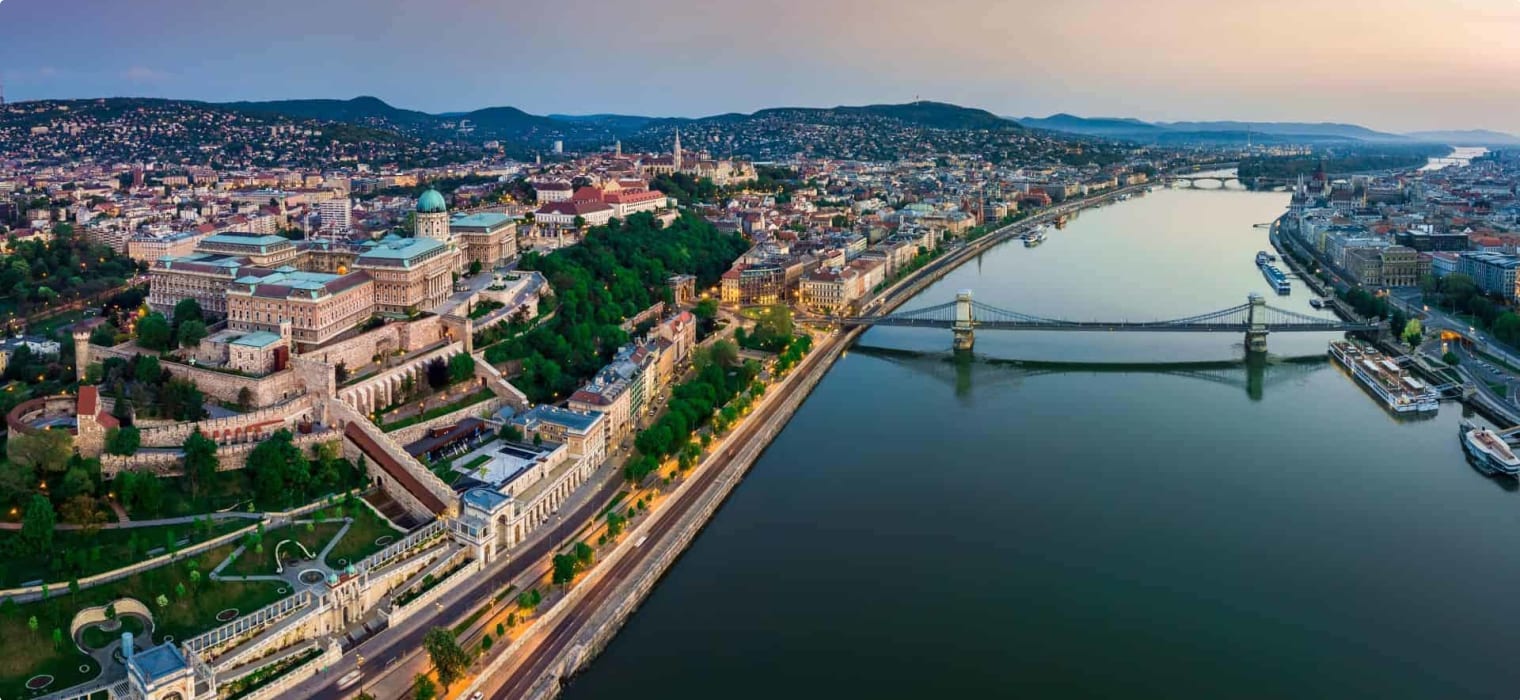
[72,328,91,381]
[415,189,450,241]
[614,140,622,157]
[673,129,683,172]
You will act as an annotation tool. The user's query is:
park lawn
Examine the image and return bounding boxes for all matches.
[78,614,146,650]
[0,542,288,698]
[322,505,403,569]
[380,388,496,431]
[0,519,253,589]
[221,523,343,578]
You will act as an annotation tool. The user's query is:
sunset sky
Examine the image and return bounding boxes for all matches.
[3,0,1519,133]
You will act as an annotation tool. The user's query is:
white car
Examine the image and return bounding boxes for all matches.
[471,693,485,700]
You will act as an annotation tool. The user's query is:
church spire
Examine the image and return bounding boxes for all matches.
[673,129,683,171]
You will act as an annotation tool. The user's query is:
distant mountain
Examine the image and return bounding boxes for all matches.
[548,113,658,132]
[1158,120,1408,142]
[1017,113,1165,137]
[222,95,440,132]
[1017,113,1419,145]
[1405,129,1520,146]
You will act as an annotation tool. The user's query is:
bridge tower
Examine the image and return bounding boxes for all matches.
[953,289,975,352]
[1245,292,1269,354]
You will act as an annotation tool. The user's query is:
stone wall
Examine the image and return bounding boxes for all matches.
[135,395,317,447]
[93,344,305,409]
[101,430,340,478]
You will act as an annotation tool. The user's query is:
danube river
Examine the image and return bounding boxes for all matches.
[562,181,1519,698]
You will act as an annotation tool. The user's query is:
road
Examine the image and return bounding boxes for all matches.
[287,469,625,700]
[483,329,844,700]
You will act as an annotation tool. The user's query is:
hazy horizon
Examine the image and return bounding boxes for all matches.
[3,0,1519,134]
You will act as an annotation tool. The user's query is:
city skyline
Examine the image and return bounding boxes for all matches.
[3,0,1520,134]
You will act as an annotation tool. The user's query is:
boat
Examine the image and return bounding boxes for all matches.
[1329,340,1440,414]
[1258,261,1291,295]
[1023,228,1047,247]
[1255,251,1271,265]
[1460,420,1520,476]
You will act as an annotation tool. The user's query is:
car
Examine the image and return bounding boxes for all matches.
[336,670,362,690]
[471,693,485,700]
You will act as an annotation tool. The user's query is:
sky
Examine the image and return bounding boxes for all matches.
[2,0,1519,134]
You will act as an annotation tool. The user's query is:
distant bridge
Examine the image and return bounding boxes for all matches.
[838,290,1382,353]
[1163,174,1243,188]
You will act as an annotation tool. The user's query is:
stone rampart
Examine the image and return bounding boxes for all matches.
[101,430,340,477]
[136,395,317,447]
[92,344,305,409]
[384,394,510,447]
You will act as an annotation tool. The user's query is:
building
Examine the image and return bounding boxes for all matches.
[353,235,460,314]
[1457,252,1520,298]
[510,405,608,467]
[147,253,259,316]
[800,266,866,314]
[568,369,633,451]
[226,268,375,348]
[225,330,292,375]
[318,197,352,231]
[414,189,450,241]
[533,200,615,229]
[196,232,299,267]
[450,212,518,269]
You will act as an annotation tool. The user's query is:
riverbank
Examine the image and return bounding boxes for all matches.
[474,182,1155,699]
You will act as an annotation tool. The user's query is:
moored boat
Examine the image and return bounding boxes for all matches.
[1329,340,1440,415]
[1460,420,1520,476]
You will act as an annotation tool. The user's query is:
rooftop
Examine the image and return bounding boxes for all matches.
[130,643,189,685]
[230,331,284,348]
[450,212,513,230]
[355,235,446,267]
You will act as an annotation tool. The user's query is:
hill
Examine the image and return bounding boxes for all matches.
[1405,129,1520,146]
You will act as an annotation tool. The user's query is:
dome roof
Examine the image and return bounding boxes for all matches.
[417,189,447,213]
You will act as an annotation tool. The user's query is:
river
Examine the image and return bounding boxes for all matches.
[560,181,1520,699]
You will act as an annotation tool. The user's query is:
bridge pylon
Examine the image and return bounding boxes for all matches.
[1245,292,1269,354]
[953,289,975,352]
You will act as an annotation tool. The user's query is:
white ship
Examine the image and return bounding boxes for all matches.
[1460,421,1520,476]
[1328,340,1439,414]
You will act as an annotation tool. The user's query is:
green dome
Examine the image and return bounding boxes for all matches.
[417,189,447,213]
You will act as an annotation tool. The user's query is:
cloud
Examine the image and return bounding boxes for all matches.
[122,66,169,83]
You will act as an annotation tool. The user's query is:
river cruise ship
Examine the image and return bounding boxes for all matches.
[1023,227,1047,247]
[1259,261,1291,295]
[1329,340,1440,414]
[1459,421,1520,476]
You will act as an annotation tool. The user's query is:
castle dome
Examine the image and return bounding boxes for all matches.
[416,189,447,213]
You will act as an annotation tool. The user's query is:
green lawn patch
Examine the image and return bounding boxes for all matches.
[321,506,403,570]
[380,388,496,432]
[78,614,146,650]
[0,541,288,699]
[0,518,251,589]
[221,523,343,578]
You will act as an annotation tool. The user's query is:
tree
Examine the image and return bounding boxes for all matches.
[177,319,207,348]
[237,387,254,412]
[182,430,219,500]
[693,298,718,320]
[11,429,73,475]
[499,425,524,443]
[468,259,483,276]
[425,357,450,389]
[481,634,493,651]
[137,312,172,351]
[412,675,437,700]
[606,510,625,538]
[574,540,594,565]
[422,627,471,692]
[247,430,311,507]
[20,494,55,555]
[1444,351,1461,365]
[134,354,163,384]
[27,615,38,635]
[155,594,169,609]
[552,553,579,585]
[173,298,204,327]
[106,426,141,456]
[447,353,476,385]
[1402,318,1424,347]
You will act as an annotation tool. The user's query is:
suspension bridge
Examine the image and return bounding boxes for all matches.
[838,290,1383,353]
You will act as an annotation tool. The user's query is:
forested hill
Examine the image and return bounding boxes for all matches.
[482,211,749,403]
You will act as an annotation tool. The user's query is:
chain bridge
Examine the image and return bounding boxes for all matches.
[838,290,1383,353]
